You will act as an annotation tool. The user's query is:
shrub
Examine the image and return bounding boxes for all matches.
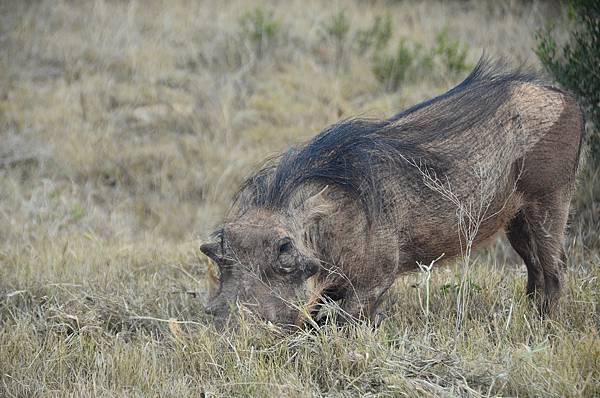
[434,28,470,75]
[357,14,393,54]
[239,8,280,58]
[372,41,432,91]
[321,11,351,67]
[536,0,600,167]
[370,26,467,91]
[323,10,351,44]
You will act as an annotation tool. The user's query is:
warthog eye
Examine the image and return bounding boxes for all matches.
[276,238,296,273]
[275,237,319,278]
[278,238,293,255]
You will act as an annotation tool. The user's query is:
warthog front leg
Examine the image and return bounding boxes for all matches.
[337,279,395,324]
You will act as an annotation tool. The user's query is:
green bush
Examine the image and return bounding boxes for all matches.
[434,28,469,75]
[321,11,351,67]
[319,14,469,91]
[372,41,432,91]
[357,14,392,54]
[323,10,350,44]
[369,24,468,91]
[372,41,414,91]
[536,0,600,167]
[239,8,280,58]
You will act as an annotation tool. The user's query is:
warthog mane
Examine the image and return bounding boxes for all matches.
[233,57,547,222]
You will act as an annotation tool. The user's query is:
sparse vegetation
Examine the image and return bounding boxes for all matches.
[0,0,598,396]
[319,11,468,90]
[369,25,467,90]
[357,14,393,54]
[239,7,281,59]
[434,28,470,75]
[322,10,351,63]
[372,40,432,91]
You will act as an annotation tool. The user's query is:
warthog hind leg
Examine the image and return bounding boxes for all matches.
[506,192,569,314]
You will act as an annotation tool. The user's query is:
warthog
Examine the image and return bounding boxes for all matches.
[200,58,584,329]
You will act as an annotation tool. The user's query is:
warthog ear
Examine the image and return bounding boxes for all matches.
[200,242,223,264]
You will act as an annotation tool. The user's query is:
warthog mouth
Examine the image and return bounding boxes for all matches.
[295,281,346,327]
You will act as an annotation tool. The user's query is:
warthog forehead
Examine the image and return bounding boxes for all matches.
[222,216,289,247]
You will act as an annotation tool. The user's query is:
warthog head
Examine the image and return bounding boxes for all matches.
[200,205,324,329]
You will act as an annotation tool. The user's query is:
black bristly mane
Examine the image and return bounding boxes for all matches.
[233,57,547,222]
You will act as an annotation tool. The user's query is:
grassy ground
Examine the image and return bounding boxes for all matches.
[1,0,598,396]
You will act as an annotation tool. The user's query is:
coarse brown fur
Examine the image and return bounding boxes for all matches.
[200,58,585,328]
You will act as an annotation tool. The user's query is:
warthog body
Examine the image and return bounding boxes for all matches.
[201,59,584,328]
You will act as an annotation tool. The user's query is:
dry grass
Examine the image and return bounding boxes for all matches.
[1,0,598,396]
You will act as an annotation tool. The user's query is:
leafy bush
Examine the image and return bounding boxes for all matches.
[536,0,600,167]
[372,41,415,91]
[357,14,392,54]
[320,13,469,90]
[239,8,280,58]
[320,11,351,67]
[366,21,467,91]
[434,28,469,75]
[323,10,351,44]
[372,41,433,91]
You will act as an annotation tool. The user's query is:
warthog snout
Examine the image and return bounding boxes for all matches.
[200,208,324,328]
